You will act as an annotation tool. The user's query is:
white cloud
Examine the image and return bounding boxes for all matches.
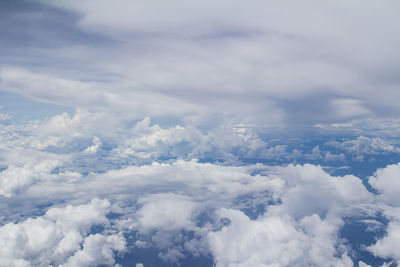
[84,137,102,154]
[63,233,126,267]
[0,109,117,156]
[307,145,323,160]
[208,208,352,267]
[327,136,400,156]
[205,164,373,266]
[0,153,388,266]
[367,164,400,265]
[358,261,372,267]
[1,158,374,265]
[2,1,400,265]
[315,118,400,137]
[0,159,62,197]
[0,198,126,267]
[0,110,273,169]
[0,113,11,121]
[135,193,199,233]
[369,163,400,206]
[275,164,372,218]
[0,67,200,120]
[367,218,400,266]
[158,248,185,264]
[44,198,111,232]
[332,99,371,119]
[324,151,346,162]
[114,117,268,161]
[0,110,398,266]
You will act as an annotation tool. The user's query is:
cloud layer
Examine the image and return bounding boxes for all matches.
[1,0,400,127]
[2,1,400,266]
[0,110,399,266]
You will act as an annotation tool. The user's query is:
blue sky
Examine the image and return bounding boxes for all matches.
[1,1,400,266]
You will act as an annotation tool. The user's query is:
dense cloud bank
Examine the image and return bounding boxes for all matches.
[1,0,400,126]
[1,111,400,266]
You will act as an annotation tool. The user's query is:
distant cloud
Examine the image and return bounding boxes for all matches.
[0,113,11,121]
[2,0,400,126]
[327,136,400,156]
[324,151,345,162]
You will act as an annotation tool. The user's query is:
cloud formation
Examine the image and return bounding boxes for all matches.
[1,0,400,127]
[0,110,400,265]
[1,1,400,266]
[0,199,126,267]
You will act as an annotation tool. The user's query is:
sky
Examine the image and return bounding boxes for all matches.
[1,1,400,266]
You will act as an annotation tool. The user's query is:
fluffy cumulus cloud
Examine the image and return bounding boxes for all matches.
[0,108,291,174]
[369,163,400,206]
[1,108,400,266]
[0,109,400,265]
[0,159,61,197]
[368,218,400,266]
[0,198,126,267]
[208,209,352,267]
[113,117,268,161]
[327,136,400,156]
[364,164,400,265]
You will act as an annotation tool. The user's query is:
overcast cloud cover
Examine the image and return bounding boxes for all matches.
[1,1,400,266]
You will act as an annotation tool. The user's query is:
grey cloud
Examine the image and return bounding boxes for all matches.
[1,0,400,127]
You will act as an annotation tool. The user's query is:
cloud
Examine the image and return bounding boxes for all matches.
[114,117,269,161]
[315,118,400,137]
[11,161,373,265]
[0,122,378,266]
[2,1,400,127]
[0,67,200,119]
[327,136,400,156]
[0,128,393,267]
[369,163,400,206]
[0,113,11,121]
[135,194,199,233]
[0,198,126,267]
[367,218,400,266]
[332,99,371,119]
[1,1,400,265]
[324,151,346,162]
[63,233,126,267]
[272,164,372,219]
[0,159,62,197]
[208,209,352,267]
[307,145,323,160]
[358,261,372,267]
[0,109,280,171]
[365,164,400,265]
[84,136,102,154]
